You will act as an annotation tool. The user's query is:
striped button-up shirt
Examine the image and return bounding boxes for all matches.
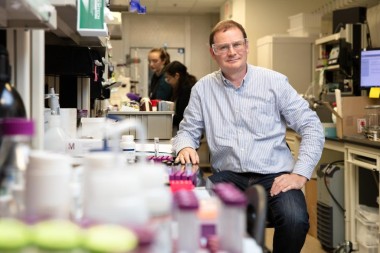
[173,64,324,179]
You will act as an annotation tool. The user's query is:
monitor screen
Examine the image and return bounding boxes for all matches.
[360,49,380,88]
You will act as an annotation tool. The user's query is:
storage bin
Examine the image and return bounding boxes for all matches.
[287,27,321,37]
[356,213,379,247]
[288,13,322,30]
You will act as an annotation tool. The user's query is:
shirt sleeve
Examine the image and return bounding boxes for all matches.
[277,77,325,179]
[172,83,204,154]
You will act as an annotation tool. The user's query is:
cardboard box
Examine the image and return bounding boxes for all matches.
[336,96,377,138]
[305,178,317,238]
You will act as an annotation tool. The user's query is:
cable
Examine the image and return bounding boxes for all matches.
[371,168,379,191]
[364,20,372,49]
[322,161,345,214]
[334,23,345,34]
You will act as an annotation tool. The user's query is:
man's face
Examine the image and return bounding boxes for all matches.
[209,27,249,75]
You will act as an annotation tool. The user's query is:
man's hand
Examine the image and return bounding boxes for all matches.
[175,147,199,165]
[270,173,307,197]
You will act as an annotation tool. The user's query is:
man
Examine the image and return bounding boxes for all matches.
[172,19,325,253]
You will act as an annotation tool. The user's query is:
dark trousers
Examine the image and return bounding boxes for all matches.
[209,170,309,253]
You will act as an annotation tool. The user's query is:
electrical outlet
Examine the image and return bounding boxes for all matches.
[357,118,366,133]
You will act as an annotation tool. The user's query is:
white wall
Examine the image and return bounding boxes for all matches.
[242,0,380,65]
[111,1,380,77]
[367,4,380,48]
[244,0,328,65]
[111,13,219,83]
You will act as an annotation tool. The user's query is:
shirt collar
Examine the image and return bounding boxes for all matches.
[218,64,251,88]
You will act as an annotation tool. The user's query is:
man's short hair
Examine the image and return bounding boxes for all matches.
[209,20,247,46]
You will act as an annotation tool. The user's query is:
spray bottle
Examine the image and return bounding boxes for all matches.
[43,88,68,153]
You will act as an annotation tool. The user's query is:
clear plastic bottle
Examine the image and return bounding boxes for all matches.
[120,135,136,163]
[44,115,68,153]
[0,118,34,218]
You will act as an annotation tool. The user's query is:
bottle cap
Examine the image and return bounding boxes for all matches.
[0,218,31,250]
[174,190,199,210]
[83,224,138,253]
[0,118,34,136]
[213,183,247,206]
[32,220,83,250]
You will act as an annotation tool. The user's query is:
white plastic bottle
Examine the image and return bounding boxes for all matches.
[120,135,136,163]
[44,115,68,153]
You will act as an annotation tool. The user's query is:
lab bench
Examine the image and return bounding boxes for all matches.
[108,111,174,140]
[286,130,380,252]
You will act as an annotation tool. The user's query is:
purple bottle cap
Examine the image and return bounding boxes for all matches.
[213,183,247,206]
[174,170,183,180]
[174,189,199,210]
[0,117,34,136]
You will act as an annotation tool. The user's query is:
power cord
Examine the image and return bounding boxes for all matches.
[322,161,345,214]
[364,20,372,49]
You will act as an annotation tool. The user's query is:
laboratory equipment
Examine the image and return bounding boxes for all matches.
[317,163,345,250]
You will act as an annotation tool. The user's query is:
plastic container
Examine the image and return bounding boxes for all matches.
[287,26,321,37]
[82,152,148,225]
[135,163,172,253]
[213,183,247,253]
[356,214,379,247]
[174,190,200,252]
[365,105,380,130]
[120,135,136,163]
[0,118,34,218]
[288,13,321,30]
[44,115,68,153]
[24,151,73,220]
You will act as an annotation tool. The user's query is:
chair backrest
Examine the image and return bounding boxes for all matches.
[245,184,268,249]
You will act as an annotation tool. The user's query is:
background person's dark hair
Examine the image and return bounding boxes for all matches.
[165,61,196,101]
[209,20,247,46]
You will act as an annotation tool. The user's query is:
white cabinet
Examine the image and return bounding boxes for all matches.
[345,143,380,252]
[0,0,57,30]
[257,35,317,96]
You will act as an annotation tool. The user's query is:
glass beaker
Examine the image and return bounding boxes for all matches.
[365,105,380,131]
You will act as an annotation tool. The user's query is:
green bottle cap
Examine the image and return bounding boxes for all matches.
[83,224,138,253]
[32,219,83,250]
[0,218,30,249]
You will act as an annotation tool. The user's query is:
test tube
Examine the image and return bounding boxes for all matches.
[154,137,159,157]
[213,183,247,253]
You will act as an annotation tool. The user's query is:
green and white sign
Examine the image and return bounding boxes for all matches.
[77,0,108,36]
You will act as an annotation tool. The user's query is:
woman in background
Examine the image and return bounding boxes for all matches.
[148,48,172,101]
[165,61,197,133]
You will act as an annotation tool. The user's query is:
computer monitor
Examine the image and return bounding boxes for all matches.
[360,48,380,88]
